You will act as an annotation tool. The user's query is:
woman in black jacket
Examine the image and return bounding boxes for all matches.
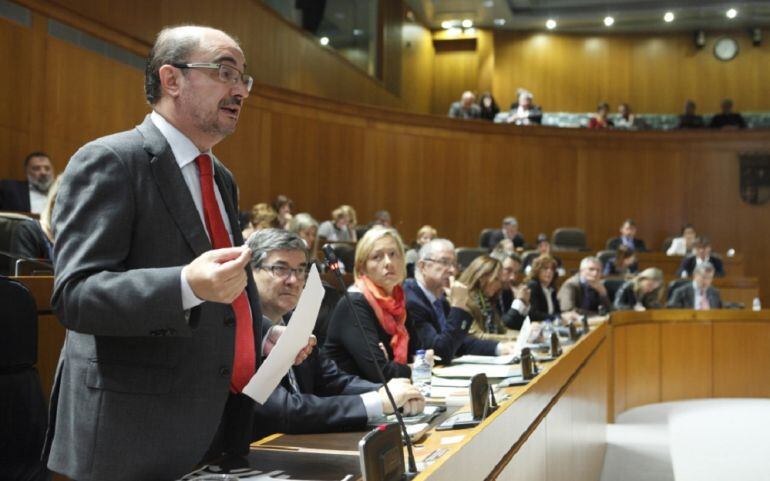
[614,267,664,311]
[526,255,561,321]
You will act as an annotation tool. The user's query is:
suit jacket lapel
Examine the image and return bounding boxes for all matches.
[137,115,211,257]
[212,159,242,246]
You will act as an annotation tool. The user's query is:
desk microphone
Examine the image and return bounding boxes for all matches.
[322,244,418,479]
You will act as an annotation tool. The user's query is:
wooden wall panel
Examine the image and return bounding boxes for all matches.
[432,39,479,117]
[623,324,660,411]
[660,323,712,401]
[712,322,770,397]
[493,30,770,114]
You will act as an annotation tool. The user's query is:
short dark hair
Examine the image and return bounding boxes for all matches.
[694,236,711,248]
[144,27,201,105]
[24,151,49,169]
[247,228,309,270]
[622,218,636,227]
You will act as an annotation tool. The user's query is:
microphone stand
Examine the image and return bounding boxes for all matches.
[322,244,418,479]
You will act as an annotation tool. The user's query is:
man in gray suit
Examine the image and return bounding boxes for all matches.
[668,262,722,310]
[44,26,311,481]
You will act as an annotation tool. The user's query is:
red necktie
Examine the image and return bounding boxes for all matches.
[195,154,255,393]
[699,289,710,310]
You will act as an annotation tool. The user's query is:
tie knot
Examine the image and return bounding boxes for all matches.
[195,154,213,177]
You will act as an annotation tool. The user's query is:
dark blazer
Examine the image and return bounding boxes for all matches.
[557,274,611,314]
[667,283,722,309]
[613,282,662,311]
[508,103,543,124]
[606,237,648,252]
[498,288,527,331]
[527,280,560,321]
[10,219,53,262]
[677,255,725,278]
[45,115,263,481]
[323,291,420,383]
[603,257,639,276]
[486,229,525,250]
[0,179,31,212]
[404,278,496,364]
[709,113,747,129]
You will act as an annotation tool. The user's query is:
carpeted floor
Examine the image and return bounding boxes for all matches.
[600,399,770,481]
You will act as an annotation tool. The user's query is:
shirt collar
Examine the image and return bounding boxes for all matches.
[416,277,439,305]
[150,111,213,170]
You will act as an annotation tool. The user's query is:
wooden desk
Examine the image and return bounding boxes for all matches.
[609,309,770,421]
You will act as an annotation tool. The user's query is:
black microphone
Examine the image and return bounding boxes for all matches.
[322,244,418,478]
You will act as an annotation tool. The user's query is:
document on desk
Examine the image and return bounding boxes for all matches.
[243,264,324,404]
[513,316,532,356]
[452,353,517,365]
[433,363,522,379]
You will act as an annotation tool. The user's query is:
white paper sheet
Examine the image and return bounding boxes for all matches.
[242,264,325,403]
[432,363,522,379]
[513,316,532,357]
[452,353,517,365]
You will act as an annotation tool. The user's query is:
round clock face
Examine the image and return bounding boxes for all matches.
[714,37,739,61]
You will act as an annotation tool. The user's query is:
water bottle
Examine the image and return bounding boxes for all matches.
[541,320,554,344]
[753,298,761,311]
[411,350,432,396]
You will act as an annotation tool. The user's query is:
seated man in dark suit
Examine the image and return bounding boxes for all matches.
[494,252,531,330]
[247,229,424,439]
[485,216,525,250]
[677,237,725,278]
[0,152,55,213]
[606,219,648,252]
[558,256,612,315]
[668,262,722,310]
[709,98,747,130]
[404,238,515,364]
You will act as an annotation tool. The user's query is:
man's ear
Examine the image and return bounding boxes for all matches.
[158,64,183,99]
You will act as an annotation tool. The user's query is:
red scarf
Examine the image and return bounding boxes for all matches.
[355,275,408,364]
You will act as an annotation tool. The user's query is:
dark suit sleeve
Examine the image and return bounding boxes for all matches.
[711,288,723,308]
[607,238,620,251]
[9,220,49,260]
[501,305,526,330]
[667,286,689,308]
[714,258,726,277]
[409,297,473,364]
[51,143,190,336]
[613,283,637,310]
[677,257,692,277]
[637,239,648,252]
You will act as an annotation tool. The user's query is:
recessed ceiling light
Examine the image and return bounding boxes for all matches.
[663,11,675,23]
[462,19,473,28]
[604,16,615,27]
[441,20,454,29]
[546,19,557,30]
[726,8,737,19]
[319,36,329,46]
[483,0,494,7]
[493,18,506,26]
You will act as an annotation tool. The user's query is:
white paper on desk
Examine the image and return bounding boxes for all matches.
[452,353,516,365]
[433,363,521,379]
[242,264,324,404]
[513,316,532,357]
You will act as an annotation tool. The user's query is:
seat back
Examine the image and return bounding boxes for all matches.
[479,228,495,248]
[662,236,674,253]
[552,227,587,251]
[0,213,34,275]
[456,247,487,270]
[602,278,626,304]
[667,279,690,301]
[596,249,615,267]
[0,276,38,367]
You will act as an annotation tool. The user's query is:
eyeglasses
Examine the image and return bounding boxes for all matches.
[424,258,458,269]
[172,62,254,92]
[260,264,309,280]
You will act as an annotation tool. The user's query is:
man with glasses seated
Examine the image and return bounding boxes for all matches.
[404,239,516,365]
[248,229,424,439]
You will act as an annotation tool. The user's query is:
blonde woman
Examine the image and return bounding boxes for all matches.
[458,255,515,342]
[614,267,664,311]
[317,205,357,242]
[323,227,420,382]
[405,225,437,265]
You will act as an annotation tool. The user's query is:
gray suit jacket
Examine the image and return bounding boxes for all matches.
[667,283,722,310]
[44,115,262,481]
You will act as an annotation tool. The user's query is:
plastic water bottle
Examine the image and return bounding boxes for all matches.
[541,320,554,343]
[753,298,761,311]
[411,350,432,397]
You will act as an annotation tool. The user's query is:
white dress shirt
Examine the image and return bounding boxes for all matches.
[29,186,47,213]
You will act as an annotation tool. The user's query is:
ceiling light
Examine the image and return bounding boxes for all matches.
[493,18,506,26]
[319,36,329,46]
[483,0,494,7]
[546,19,557,30]
[604,16,615,27]
[441,20,454,29]
[447,27,463,36]
[462,19,473,28]
[663,12,675,23]
[726,8,737,19]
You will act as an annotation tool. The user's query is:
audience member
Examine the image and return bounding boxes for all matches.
[491,238,516,260]
[526,255,562,321]
[588,102,613,129]
[370,210,392,229]
[666,224,697,256]
[486,216,525,250]
[0,152,56,213]
[614,267,664,311]
[524,234,564,276]
[448,91,481,119]
[558,256,611,315]
[667,262,722,310]
[603,244,639,277]
[507,89,543,126]
[247,229,423,439]
[677,100,705,129]
[242,203,280,239]
[10,177,60,264]
[478,92,499,121]
[677,237,725,278]
[709,98,747,129]
[324,227,419,382]
[318,205,357,242]
[271,194,293,229]
[614,103,647,130]
[288,212,319,254]
[405,225,437,265]
[458,255,516,341]
[606,219,648,252]
[496,253,531,330]
[404,239,514,364]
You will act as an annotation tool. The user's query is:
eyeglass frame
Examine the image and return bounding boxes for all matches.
[259,264,309,281]
[423,257,458,269]
[171,62,254,92]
